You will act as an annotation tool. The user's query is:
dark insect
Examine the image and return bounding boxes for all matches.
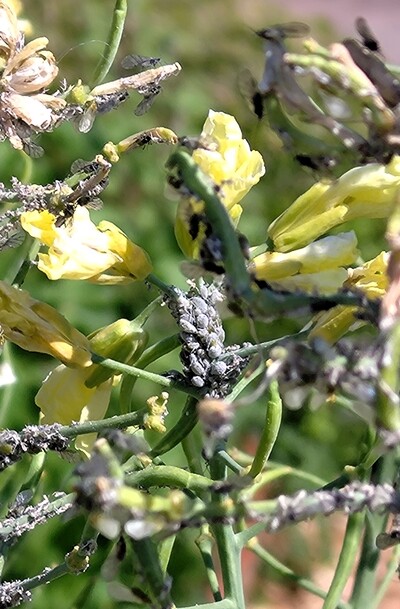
[177,135,215,151]
[355,17,380,53]
[295,153,336,172]
[121,54,163,115]
[189,211,250,276]
[238,69,265,119]
[121,54,161,70]
[134,84,161,116]
[255,21,310,42]
[52,157,110,223]
[343,21,400,108]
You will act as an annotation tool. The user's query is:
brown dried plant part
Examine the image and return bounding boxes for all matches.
[0,1,65,152]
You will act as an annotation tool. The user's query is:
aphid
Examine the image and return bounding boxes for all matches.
[121,54,161,70]
[78,100,97,134]
[355,17,380,53]
[239,22,310,120]
[90,60,181,117]
[134,84,161,115]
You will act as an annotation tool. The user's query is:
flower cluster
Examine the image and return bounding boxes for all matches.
[21,207,152,284]
[174,110,265,259]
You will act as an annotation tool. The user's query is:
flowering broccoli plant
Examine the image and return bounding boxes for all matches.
[2,3,400,609]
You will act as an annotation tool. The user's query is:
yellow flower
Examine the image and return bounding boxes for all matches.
[0,280,92,366]
[36,318,149,454]
[268,156,400,252]
[310,252,389,343]
[36,365,113,455]
[0,1,65,145]
[21,207,152,284]
[175,110,265,258]
[252,232,358,295]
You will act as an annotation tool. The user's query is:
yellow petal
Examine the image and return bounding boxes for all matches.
[22,207,152,284]
[174,110,265,259]
[0,280,92,366]
[268,268,348,295]
[36,365,112,456]
[254,232,358,280]
[20,210,58,245]
[268,157,400,252]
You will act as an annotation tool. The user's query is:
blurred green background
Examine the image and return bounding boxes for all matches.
[0,1,388,607]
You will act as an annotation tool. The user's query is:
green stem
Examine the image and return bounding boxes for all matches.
[0,493,74,541]
[221,330,308,359]
[182,423,205,476]
[370,545,400,609]
[249,542,351,609]
[215,450,243,474]
[147,273,178,298]
[90,0,127,87]
[119,333,180,413]
[0,343,17,428]
[92,354,201,398]
[126,465,213,493]
[22,563,70,591]
[4,236,40,286]
[322,511,365,609]
[166,150,252,299]
[129,537,173,609]
[377,322,400,431]
[209,455,245,609]
[134,334,181,370]
[248,380,282,478]
[60,408,146,438]
[350,450,399,608]
[182,601,235,609]
[195,526,223,602]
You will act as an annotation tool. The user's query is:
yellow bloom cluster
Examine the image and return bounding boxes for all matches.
[268,156,400,252]
[175,110,265,258]
[260,156,398,341]
[21,207,152,284]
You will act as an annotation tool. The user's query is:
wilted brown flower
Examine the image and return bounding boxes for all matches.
[0,1,65,152]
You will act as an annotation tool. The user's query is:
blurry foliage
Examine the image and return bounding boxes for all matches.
[0,1,388,607]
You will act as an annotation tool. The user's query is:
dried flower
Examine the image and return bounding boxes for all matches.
[21,207,152,284]
[0,1,65,151]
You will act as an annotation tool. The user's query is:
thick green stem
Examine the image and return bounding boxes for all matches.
[196,526,223,601]
[209,455,245,609]
[350,451,399,608]
[166,150,252,299]
[126,465,213,493]
[129,537,173,609]
[90,0,127,87]
[322,511,365,609]
[377,322,400,431]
